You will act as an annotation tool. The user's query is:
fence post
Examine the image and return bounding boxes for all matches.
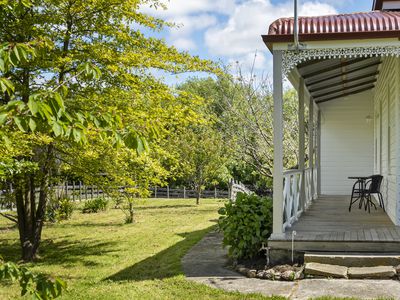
[91,185,94,199]
[183,187,186,199]
[72,181,75,201]
[154,186,157,198]
[65,181,68,199]
[167,186,170,199]
[79,182,82,201]
[214,187,217,199]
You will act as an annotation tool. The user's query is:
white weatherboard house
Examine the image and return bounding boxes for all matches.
[263,0,400,253]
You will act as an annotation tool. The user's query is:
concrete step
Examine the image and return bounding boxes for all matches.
[305,252,400,267]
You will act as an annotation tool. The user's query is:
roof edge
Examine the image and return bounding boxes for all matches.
[262,31,400,51]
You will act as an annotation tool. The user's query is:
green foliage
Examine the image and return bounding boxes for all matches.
[177,73,299,188]
[173,125,231,203]
[82,198,108,214]
[0,256,67,299]
[46,197,74,223]
[218,193,273,259]
[0,0,216,259]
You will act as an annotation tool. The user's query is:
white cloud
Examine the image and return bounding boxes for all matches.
[169,14,218,36]
[201,0,337,71]
[205,0,337,57]
[144,0,236,18]
[143,0,339,74]
[172,37,196,51]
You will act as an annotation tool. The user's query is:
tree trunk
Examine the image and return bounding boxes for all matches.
[196,186,201,205]
[14,145,53,261]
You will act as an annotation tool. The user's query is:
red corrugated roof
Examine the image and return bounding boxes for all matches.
[263,11,400,48]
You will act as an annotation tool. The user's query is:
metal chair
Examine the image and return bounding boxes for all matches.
[363,175,384,213]
[349,179,364,212]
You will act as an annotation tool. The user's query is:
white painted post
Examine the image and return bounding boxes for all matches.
[317,110,321,196]
[183,187,186,199]
[298,78,306,210]
[167,186,170,199]
[272,50,284,237]
[308,96,314,199]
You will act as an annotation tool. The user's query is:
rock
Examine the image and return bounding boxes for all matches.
[305,262,348,278]
[348,266,396,279]
[281,270,296,281]
[274,264,295,273]
[256,270,266,279]
[294,266,305,280]
[247,269,257,278]
[263,269,276,280]
[395,264,400,274]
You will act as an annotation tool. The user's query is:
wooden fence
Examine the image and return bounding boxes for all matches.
[0,180,260,211]
[0,184,231,208]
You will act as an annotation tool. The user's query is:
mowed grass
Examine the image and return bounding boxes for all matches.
[0,199,280,300]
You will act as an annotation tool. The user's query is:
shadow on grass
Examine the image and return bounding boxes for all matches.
[1,237,119,267]
[106,226,215,282]
[135,204,196,210]
[56,222,126,228]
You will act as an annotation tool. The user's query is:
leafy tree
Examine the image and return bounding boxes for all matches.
[175,126,230,204]
[0,0,214,261]
[177,70,299,188]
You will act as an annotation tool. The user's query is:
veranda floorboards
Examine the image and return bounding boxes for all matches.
[282,195,400,243]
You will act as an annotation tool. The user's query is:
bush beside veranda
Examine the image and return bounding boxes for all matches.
[218,192,273,259]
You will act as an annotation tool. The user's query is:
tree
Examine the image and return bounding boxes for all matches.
[175,126,230,204]
[176,66,299,188]
[0,0,215,261]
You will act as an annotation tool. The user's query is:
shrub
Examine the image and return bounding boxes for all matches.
[218,192,272,259]
[0,256,67,299]
[82,198,108,213]
[46,198,74,222]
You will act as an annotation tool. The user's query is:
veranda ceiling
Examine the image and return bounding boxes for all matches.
[296,56,381,103]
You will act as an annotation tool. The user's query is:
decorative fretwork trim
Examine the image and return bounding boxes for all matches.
[283,46,400,75]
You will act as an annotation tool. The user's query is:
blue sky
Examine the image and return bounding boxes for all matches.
[142,0,373,84]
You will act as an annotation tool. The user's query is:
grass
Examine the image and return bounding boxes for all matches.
[0,198,281,300]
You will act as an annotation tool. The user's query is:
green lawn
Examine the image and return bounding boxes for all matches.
[0,199,280,300]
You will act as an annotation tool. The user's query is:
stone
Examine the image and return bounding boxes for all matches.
[305,262,348,278]
[256,270,266,279]
[348,266,396,279]
[263,269,276,280]
[395,264,400,274]
[294,266,305,280]
[281,270,296,281]
[247,269,257,278]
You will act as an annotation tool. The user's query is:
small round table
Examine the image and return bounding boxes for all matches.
[348,176,370,211]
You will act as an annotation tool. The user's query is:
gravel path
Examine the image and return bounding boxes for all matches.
[182,230,400,299]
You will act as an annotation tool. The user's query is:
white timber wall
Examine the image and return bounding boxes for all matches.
[319,91,374,196]
[373,57,400,225]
